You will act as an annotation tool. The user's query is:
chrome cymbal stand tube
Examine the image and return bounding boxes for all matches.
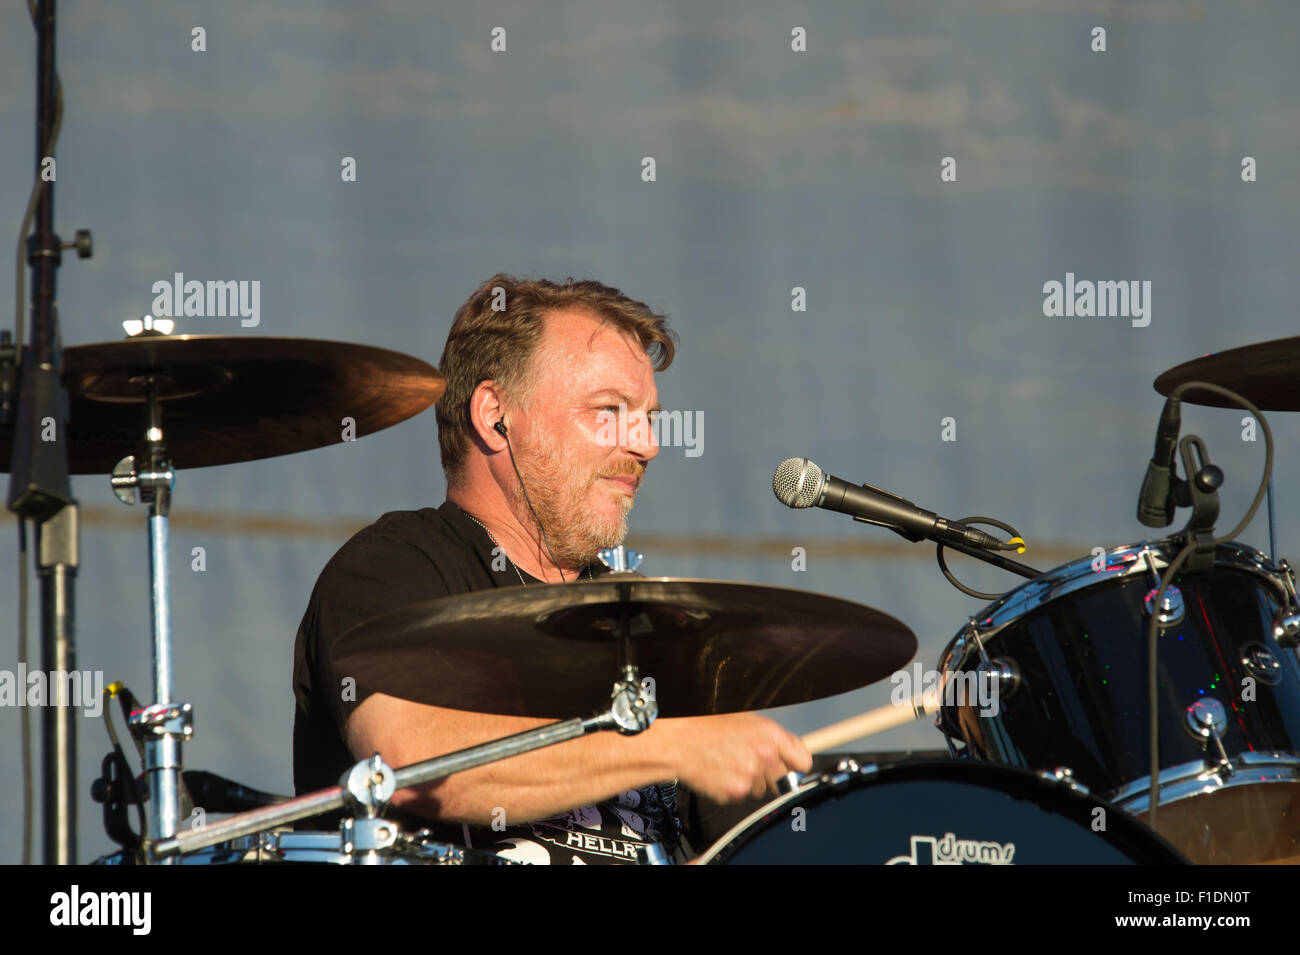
[110,369,191,858]
[1267,477,1278,560]
[148,667,659,862]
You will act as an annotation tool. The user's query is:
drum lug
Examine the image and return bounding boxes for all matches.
[827,762,863,788]
[1138,542,1186,626]
[1184,698,1234,776]
[976,657,1021,699]
[1273,606,1300,649]
[1185,697,1225,737]
[1143,585,1185,626]
[786,758,867,795]
[776,771,805,795]
[1272,559,1300,648]
[1036,766,1090,796]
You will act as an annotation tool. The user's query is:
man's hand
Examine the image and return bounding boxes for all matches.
[666,712,813,804]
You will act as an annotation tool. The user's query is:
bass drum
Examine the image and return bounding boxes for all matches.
[937,539,1300,864]
[695,760,1186,865]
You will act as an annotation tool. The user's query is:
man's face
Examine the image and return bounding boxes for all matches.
[506,308,660,567]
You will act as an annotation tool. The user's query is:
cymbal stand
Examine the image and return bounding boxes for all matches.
[109,369,192,858]
[146,663,659,862]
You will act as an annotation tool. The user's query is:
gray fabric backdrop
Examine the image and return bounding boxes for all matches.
[1,0,1297,862]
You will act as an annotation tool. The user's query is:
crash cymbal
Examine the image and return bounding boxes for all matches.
[0,335,444,473]
[1154,336,1300,411]
[329,577,917,718]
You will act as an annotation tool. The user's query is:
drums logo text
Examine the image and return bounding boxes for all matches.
[886,833,1016,866]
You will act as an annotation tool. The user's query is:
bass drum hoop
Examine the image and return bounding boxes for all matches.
[693,760,1187,865]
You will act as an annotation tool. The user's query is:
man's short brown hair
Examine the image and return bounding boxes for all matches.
[436,273,677,483]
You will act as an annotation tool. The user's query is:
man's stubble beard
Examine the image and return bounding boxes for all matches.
[507,425,640,569]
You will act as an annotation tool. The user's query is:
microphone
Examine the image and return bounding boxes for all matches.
[1136,397,1181,528]
[772,457,1011,550]
[181,770,286,813]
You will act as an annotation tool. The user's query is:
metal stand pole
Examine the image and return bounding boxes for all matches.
[1267,477,1279,560]
[6,0,95,863]
[111,376,190,859]
[37,503,77,863]
[5,0,78,863]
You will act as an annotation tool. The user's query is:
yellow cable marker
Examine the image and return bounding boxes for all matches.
[1008,537,1027,554]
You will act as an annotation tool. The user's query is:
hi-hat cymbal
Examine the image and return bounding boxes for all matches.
[1154,336,1300,411]
[329,577,918,719]
[0,335,445,473]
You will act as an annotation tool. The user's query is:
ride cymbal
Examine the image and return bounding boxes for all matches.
[330,577,918,718]
[1154,336,1300,411]
[0,335,445,473]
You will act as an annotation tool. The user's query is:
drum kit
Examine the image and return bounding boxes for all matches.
[6,325,1300,866]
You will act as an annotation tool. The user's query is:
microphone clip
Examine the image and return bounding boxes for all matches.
[1170,434,1222,573]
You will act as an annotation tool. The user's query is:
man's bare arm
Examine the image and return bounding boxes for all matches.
[344,692,811,825]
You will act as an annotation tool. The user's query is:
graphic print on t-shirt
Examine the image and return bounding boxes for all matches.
[481,784,676,865]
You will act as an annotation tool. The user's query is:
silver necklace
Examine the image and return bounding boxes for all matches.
[466,513,590,584]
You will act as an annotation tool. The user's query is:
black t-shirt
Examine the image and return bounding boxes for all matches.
[291,500,680,864]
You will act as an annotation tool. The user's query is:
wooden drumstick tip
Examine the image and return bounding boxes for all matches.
[800,686,943,755]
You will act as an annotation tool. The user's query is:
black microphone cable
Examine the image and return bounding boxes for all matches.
[935,516,1028,600]
[1143,379,1272,831]
[497,422,569,583]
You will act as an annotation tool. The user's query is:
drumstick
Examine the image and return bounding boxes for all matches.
[800,688,943,755]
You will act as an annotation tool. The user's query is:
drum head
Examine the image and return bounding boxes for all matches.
[698,761,1187,865]
[1140,783,1300,864]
